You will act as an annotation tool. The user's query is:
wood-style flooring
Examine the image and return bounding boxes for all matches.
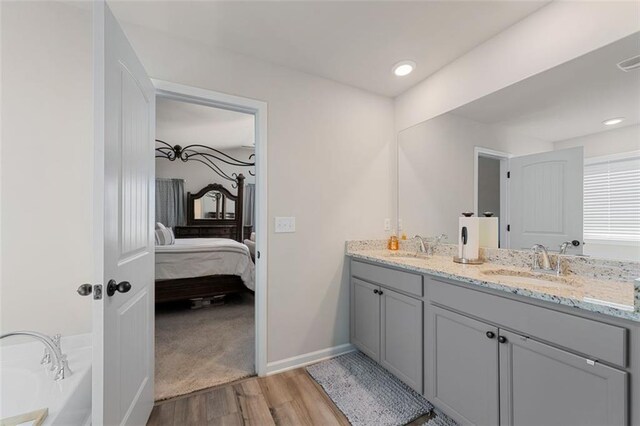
[147,367,434,426]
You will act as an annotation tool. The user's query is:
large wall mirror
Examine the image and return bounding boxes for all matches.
[398,32,640,262]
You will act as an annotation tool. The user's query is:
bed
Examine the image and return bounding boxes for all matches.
[155,174,255,304]
[155,238,254,303]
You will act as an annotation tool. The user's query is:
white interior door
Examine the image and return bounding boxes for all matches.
[508,147,583,253]
[93,2,156,425]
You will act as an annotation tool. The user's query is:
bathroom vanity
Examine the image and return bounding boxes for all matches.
[347,246,639,426]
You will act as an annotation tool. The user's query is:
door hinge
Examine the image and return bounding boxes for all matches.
[507,225,511,232]
[507,171,511,178]
[586,358,598,366]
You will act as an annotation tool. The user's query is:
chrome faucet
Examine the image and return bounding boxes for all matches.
[414,235,428,253]
[531,244,552,270]
[414,234,448,256]
[531,242,572,276]
[0,331,71,380]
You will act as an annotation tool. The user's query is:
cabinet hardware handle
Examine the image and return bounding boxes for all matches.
[373,289,379,294]
[498,336,507,344]
[486,331,495,339]
[379,290,384,296]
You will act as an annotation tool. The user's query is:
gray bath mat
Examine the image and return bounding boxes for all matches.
[306,351,433,426]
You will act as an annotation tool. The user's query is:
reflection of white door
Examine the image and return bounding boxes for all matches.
[93,2,156,425]
[509,147,583,253]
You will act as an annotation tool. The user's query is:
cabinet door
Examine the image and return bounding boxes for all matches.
[499,329,628,426]
[429,305,499,426]
[380,288,423,392]
[352,278,381,361]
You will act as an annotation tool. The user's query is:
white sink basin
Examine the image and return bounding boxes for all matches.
[480,269,577,289]
[384,252,430,260]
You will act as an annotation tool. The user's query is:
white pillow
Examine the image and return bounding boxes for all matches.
[156,222,167,230]
[155,228,175,245]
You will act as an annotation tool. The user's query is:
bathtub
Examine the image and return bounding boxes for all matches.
[0,334,92,425]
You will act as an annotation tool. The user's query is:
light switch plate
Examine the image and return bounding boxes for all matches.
[275,217,296,233]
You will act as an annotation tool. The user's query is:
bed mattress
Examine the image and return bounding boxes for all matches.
[155,238,255,291]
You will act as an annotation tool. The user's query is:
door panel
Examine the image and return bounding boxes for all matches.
[429,306,499,426]
[499,329,627,426]
[352,278,380,361]
[509,147,583,252]
[380,288,422,392]
[93,2,155,425]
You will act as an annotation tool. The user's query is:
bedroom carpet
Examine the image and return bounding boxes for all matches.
[154,293,255,401]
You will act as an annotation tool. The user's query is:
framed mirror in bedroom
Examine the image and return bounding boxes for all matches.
[171,175,251,242]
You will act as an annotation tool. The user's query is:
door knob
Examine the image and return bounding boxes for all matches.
[378,290,384,296]
[107,279,132,297]
[486,331,496,339]
[373,289,379,294]
[77,284,93,296]
[498,336,507,344]
[77,283,102,299]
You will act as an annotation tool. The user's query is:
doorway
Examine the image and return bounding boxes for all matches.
[474,147,510,248]
[153,81,268,400]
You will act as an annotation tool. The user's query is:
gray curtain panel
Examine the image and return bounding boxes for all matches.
[156,178,186,228]
[244,183,256,227]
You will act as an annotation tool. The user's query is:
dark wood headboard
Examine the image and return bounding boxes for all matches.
[180,174,246,242]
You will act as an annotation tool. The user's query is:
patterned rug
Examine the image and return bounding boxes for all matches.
[306,351,433,426]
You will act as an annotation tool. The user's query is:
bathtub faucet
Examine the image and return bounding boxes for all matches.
[0,331,71,380]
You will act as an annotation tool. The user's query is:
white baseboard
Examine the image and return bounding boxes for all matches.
[266,343,355,375]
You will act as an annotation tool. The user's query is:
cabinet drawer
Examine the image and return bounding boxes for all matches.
[351,260,423,297]
[428,277,628,367]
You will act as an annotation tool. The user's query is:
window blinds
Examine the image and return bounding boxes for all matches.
[583,153,640,242]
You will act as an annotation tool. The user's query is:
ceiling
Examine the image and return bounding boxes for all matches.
[156,97,255,149]
[453,32,640,142]
[108,0,549,97]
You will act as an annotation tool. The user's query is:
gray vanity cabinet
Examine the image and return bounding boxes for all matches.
[350,260,423,393]
[426,278,630,426]
[352,278,381,360]
[498,329,628,426]
[429,306,500,426]
[380,288,423,391]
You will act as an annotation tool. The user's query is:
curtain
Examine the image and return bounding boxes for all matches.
[155,178,186,228]
[244,183,256,227]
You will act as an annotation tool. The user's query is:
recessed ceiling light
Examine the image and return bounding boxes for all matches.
[393,60,416,77]
[603,117,625,126]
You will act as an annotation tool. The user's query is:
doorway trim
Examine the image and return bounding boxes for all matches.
[152,79,268,376]
[474,146,511,248]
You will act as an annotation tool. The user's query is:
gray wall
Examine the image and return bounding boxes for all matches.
[477,156,501,217]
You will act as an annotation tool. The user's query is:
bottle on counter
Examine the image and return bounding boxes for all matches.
[388,233,399,251]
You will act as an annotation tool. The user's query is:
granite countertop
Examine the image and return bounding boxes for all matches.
[346,247,640,322]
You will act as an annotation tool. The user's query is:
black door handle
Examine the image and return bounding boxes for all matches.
[107,279,131,297]
[498,336,507,344]
[378,290,384,296]
[486,331,495,339]
[373,289,379,294]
